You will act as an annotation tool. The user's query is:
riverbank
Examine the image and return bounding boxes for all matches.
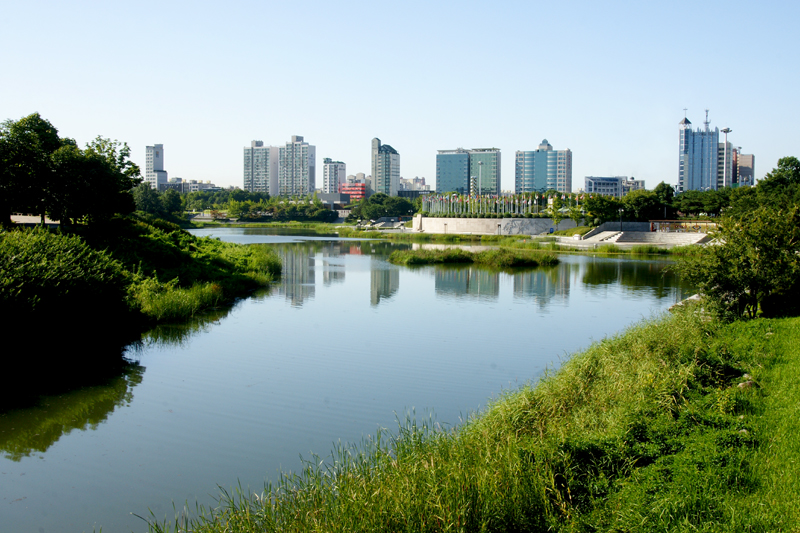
[1,214,281,404]
[146,307,800,532]
[388,247,559,268]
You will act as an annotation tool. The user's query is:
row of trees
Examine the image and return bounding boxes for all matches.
[0,113,140,226]
[346,193,415,222]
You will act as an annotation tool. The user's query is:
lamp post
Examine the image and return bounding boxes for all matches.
[721,128,732,188]
[619,208,624,231]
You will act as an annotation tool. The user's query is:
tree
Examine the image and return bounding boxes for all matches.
[584,194,623,225]
[622,189,661,221]
[0,113,62,225]
[161,188,182,215]
[653,181,675,206]
[676,205,800,320]
[1,115,141,226]
[133,183,163,215]
[673,190,706,217]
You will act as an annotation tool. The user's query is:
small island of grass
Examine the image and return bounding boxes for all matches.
[388,247,559,268]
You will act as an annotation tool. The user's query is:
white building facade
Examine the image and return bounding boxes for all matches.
[371,138,400,196]
[243,140,280,196]
[322,158,346,194]
[279,135,316,196]
[145,144,168,189]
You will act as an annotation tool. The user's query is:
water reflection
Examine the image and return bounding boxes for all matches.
[512,266,564,307]
[371,257,400,305]
[0,364,144,461]
[435,267,500,300]
[582,257,683,299]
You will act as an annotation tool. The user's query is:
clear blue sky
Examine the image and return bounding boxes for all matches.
[2,0,797,191]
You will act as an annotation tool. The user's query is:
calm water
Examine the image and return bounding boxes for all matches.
[1,229,693,533]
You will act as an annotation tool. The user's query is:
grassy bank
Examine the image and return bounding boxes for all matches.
[388,248,559,268]
[146,308,800,532]
[1,215,281,401]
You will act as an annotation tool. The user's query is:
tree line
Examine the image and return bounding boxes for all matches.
[0,113,140,226]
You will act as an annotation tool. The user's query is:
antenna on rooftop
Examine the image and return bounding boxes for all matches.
[683,108,688,118]
[704,109,710,131]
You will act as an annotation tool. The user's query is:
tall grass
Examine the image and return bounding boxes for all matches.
[129,277,224,322]
[147,309,800,532]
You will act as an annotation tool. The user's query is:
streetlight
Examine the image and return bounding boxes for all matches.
[721,128,732,187]
[619,208,624,231]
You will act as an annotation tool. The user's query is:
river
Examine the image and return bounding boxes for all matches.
[0,228,693,533]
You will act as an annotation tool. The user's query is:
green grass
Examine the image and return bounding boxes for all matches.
[551,225,593,237]
[144,309,800,533]
[388,248,560,268]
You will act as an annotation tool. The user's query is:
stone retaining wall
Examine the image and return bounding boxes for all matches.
[413,215,578,235]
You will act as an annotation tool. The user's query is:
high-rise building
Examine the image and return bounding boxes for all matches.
[279,135,316,196]
[435,148,502,196]
[145,144,168,189]
[322,158,346,194]
[371,138,400,196]
[243,140,280,195]
[436,149,470,194]
[514,140,572,194]
[736,153,756,187]
[469,149,501,196]
[679,111,728,192]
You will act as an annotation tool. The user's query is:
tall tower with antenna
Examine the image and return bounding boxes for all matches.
[678,109,719,192]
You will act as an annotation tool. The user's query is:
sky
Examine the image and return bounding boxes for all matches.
[2,0,798,192]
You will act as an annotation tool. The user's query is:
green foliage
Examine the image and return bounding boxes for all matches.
[622,189,662,221]
[676,205,800,320]
[346,193,415,222]
[0,227,128,316]
[584,194,623,224]
[388,248,559,268]
[0,113,141,226]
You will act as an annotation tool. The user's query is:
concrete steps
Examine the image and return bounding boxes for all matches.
[614,232,709,245]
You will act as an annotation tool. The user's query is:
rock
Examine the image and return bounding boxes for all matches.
[738,380,757,389]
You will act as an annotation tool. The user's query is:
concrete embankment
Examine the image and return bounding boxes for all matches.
[412,215,577,235]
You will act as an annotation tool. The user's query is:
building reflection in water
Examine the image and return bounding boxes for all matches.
[435,267,500,300]
[370,256,400,306]
[277,246,315,307]
[322,243,346,286]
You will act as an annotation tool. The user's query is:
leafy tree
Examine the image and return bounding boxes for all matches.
[133,183,163,215]
[0,113,63,224]
[161,189,182,215]
[676,205,800,320]
[622,189,661,221]
[673,190,707,217]
[0,115,141,226]
[653,181,674,206]
[347,193,414,222]
[584,194,623,225]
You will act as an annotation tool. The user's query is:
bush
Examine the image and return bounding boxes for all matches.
[676,205,800,320]
[0,227,128,317]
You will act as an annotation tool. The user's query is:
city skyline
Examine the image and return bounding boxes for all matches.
[2,1,796,192]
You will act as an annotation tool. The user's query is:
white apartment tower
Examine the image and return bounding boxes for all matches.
[243,141,280,196]
[279,135,316,196]
[371,138,400,196]
[145,144,168,189]
[322,158,346,194]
